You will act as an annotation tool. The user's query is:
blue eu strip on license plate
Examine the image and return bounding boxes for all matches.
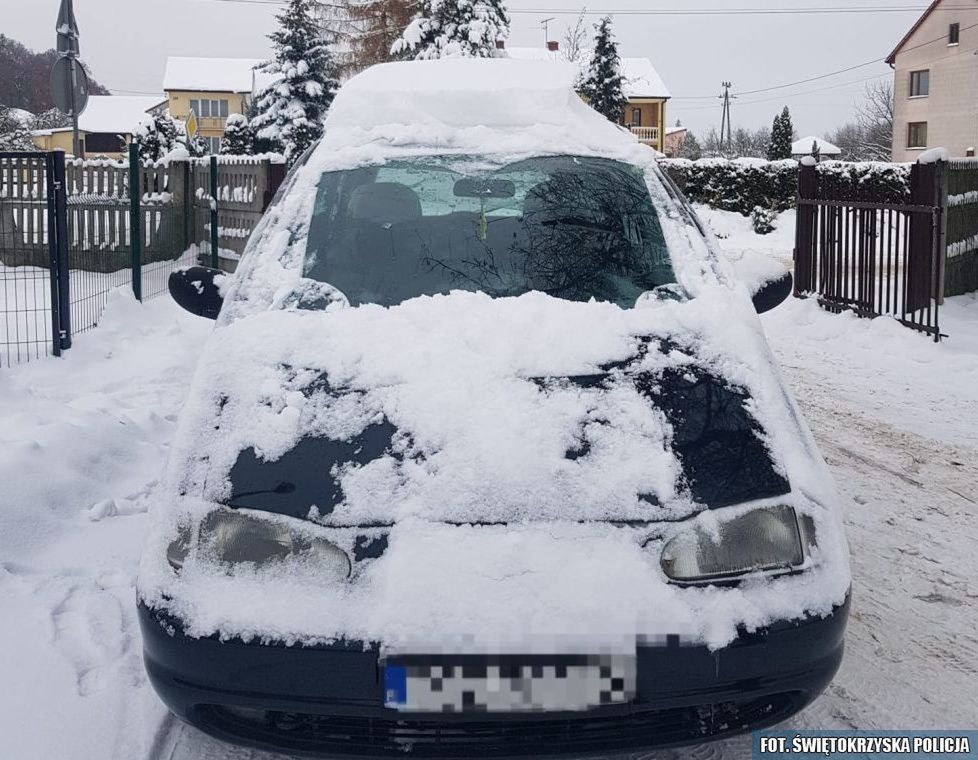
[384,664,408,708]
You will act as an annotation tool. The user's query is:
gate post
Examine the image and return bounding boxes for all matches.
[52,150,71,350]
[209,155,219,269]
[128,143,143,301]
[44,153,63,357]
[793,158,817,295]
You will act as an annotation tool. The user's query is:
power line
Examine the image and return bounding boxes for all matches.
[198,0,976,13]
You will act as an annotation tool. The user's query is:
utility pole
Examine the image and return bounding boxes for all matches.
[719,81,735,157]
[541,17,556,47]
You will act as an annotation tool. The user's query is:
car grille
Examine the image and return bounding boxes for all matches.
[197,692,806,758]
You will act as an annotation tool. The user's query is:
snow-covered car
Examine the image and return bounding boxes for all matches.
[140,59,850,758]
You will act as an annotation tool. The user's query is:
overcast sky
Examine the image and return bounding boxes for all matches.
[2,0,919,138]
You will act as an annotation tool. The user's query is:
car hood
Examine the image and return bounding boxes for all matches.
[168,289,819,527]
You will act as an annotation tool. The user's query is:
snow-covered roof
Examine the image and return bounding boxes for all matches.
[163,56,266,93]
[620,57,671,99]
[666,126,687,136]
[77,96,165,134]
[792,136,842,156]
[506,48,671,100]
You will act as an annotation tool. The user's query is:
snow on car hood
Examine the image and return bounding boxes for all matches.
[140,289,851,650]
[170,290,802,524]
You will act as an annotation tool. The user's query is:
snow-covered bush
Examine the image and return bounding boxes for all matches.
[0,106,36,151]
[751,205,777,235]
[133,113,181,161]
[220,114,255,155]
[663,158,798,215]
[251,0,339,163]
[662,158,911,216]
[392,0,510,60]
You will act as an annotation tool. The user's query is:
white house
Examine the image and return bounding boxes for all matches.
[791,136,842,161]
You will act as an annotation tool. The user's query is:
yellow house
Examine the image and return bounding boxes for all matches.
[619,57,670,153]
[31,95,166,158]
[163,57,271,153]
[505,45,671,153]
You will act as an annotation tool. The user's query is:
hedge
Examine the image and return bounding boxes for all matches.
[661,158,912,216]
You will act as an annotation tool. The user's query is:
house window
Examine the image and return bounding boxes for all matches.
[907,122,928,149]
[631,108,642,127]
[949,22,960,45]
[909,70,930,97]
[189,99,229,119]
[207,136,222,154]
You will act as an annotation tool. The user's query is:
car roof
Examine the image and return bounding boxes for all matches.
[321,59,646,161]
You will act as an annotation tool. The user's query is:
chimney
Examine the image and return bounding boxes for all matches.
[546,41,559,52]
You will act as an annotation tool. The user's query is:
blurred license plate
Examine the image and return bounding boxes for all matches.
[383,655,636,713]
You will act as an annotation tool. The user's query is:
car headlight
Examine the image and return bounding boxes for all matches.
[660,505,805,584]
[167,510,351,580]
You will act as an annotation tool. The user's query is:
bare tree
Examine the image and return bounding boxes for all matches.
[855,80,893,161]
[561,9,589,63]
[731,126,771,158]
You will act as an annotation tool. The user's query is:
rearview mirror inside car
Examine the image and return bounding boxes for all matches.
[168,266,225,320]
[453,178,516,199]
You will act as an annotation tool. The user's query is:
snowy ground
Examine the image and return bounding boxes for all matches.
[1,210,977,760]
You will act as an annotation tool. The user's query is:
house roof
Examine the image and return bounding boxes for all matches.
[666,126,687,136]
[792,136,842,156]
[620,57,671,99]
[884,0,963,65]
[505,47,671,99]
[78,95,165,133]
[163,56,267,93]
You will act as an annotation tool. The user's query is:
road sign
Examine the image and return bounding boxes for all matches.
[50,56,89,117]
[186,109,200,140]
[56,0,80,55]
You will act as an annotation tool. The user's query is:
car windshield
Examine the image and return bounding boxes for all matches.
[303,155,676,308]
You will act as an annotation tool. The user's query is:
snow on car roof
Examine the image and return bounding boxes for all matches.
[322,59,640,155]
[163,56,266,93]
[77,96,166,134]
[505,48,672,99]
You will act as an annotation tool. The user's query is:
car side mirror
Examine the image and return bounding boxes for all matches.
[752,271,793,314]
[168,266,225,320]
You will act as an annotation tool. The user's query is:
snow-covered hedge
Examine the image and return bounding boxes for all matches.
[662,158,911,216]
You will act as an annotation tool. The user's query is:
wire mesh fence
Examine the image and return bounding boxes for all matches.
[0,153,59,368]
[2,149,284,368]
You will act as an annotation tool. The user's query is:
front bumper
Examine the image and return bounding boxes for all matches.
[139,595,849,758]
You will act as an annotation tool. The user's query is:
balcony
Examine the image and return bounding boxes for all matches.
[629,126,660,145]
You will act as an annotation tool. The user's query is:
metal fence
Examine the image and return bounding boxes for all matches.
[794,159,947,341]
[0,152,67,366]
[944,159,978,298]
[1,148,285,368]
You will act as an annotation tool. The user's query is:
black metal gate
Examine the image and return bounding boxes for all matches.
[794,159,944,341]
[0,151,70,367]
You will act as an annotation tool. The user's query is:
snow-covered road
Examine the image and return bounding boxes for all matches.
[2,211,976,759]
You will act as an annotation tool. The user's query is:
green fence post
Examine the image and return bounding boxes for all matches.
[128,143,143,301]
[209,155,219,269]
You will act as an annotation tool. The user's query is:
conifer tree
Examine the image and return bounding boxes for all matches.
[251,0,339,163]
[221,114,255,155]
[392,0,510,60]
[679,131,702,160]
[767,106,794,160]
[578,17,628,124]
